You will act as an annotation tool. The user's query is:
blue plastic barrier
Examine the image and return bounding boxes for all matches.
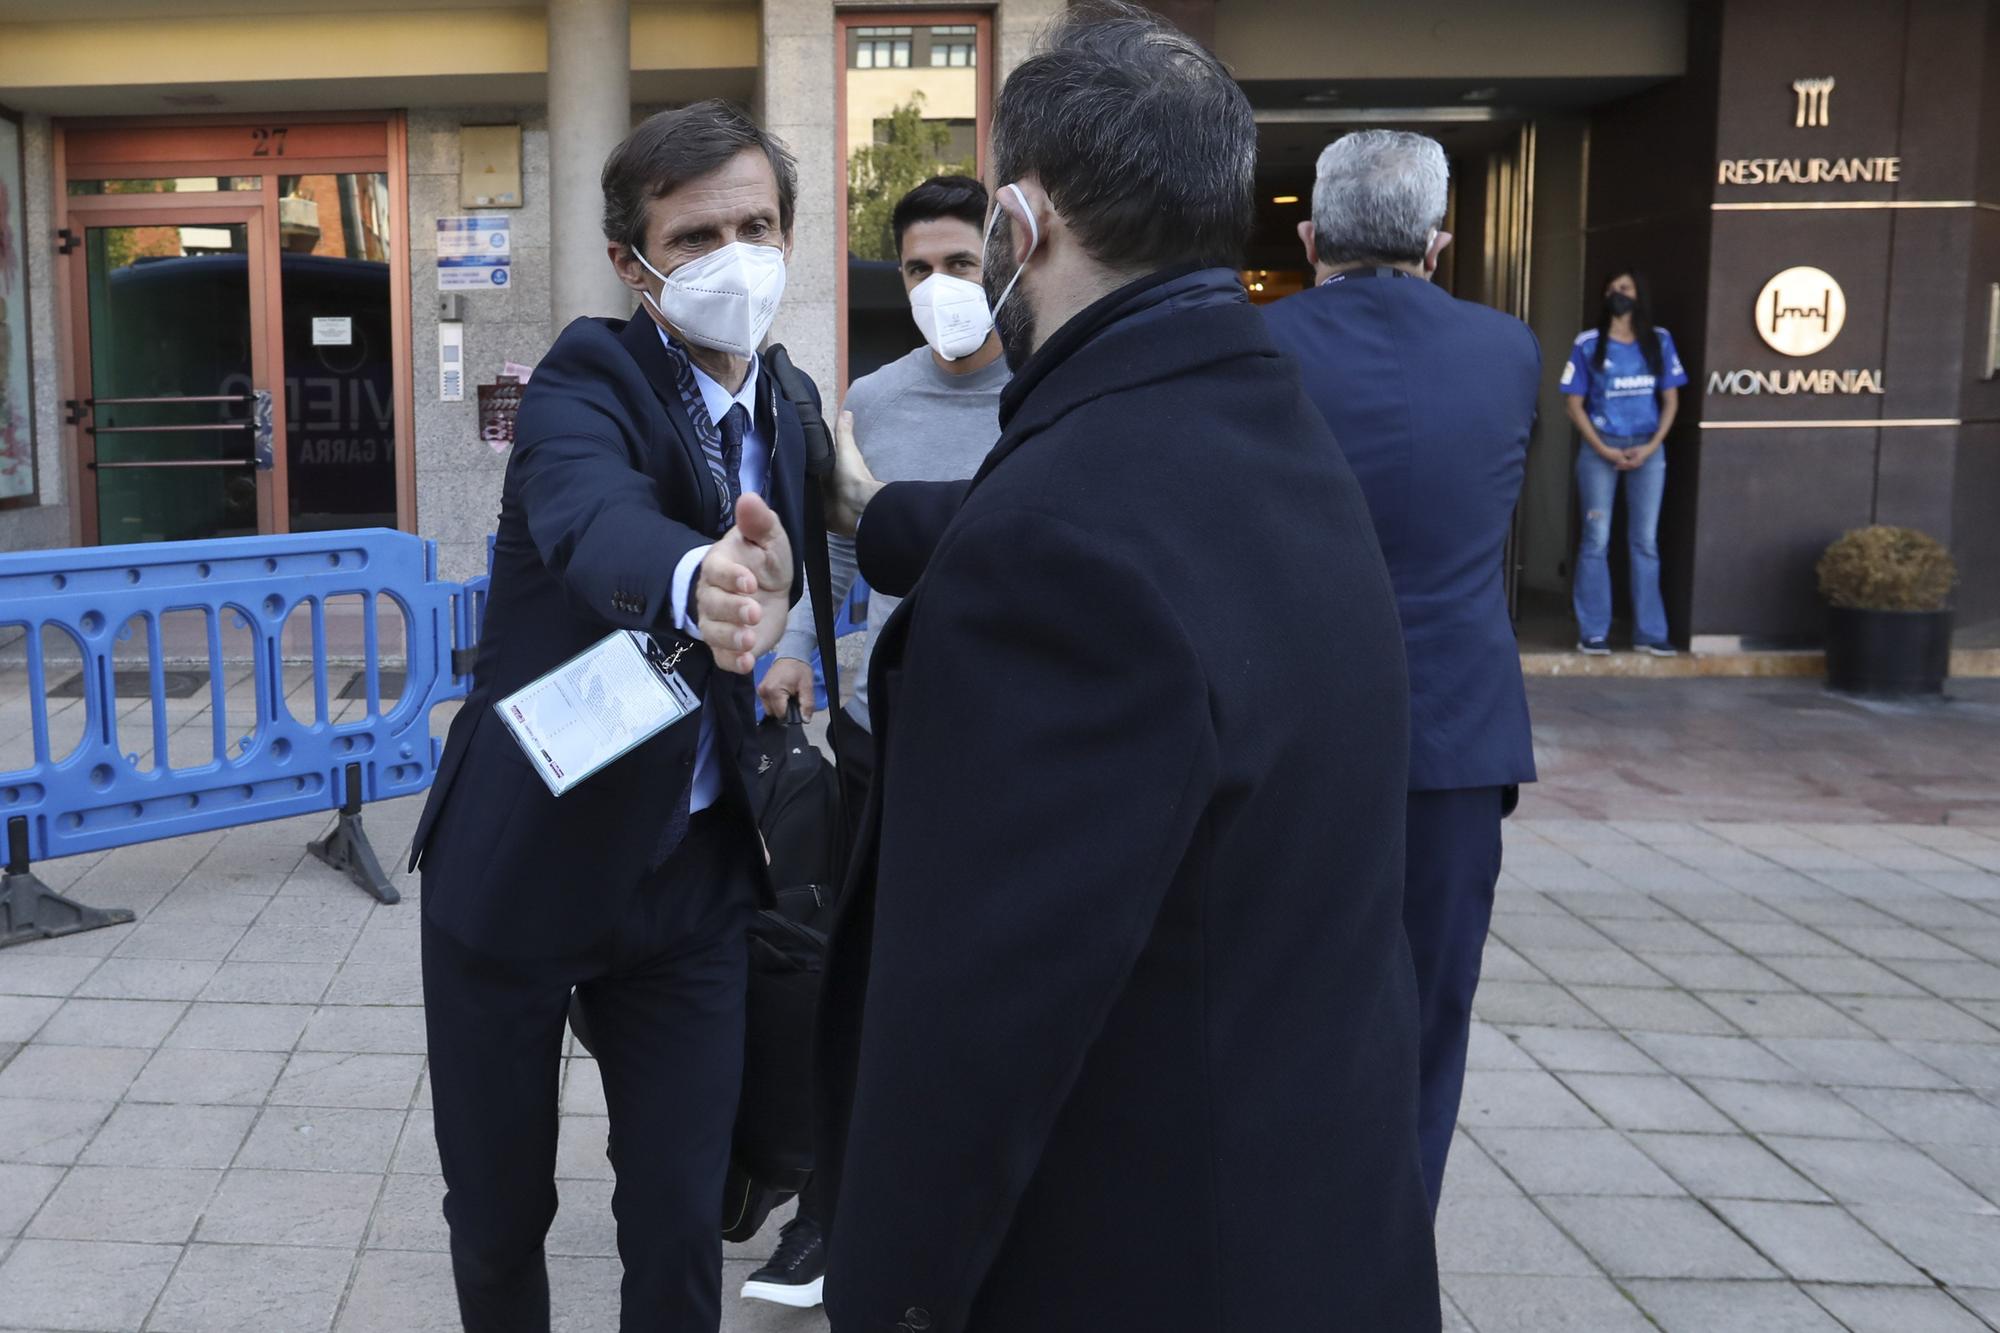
[0,529,481,946]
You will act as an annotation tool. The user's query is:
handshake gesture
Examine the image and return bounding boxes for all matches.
[695,409,882,674]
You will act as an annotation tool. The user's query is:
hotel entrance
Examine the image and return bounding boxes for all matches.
[58,116,414,545]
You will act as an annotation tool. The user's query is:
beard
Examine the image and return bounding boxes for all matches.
[982,219,1037,372]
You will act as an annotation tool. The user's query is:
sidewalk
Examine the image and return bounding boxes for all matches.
[0,678,1996,1331]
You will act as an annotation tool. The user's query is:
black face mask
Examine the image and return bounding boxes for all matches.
[1605,291,1637,318]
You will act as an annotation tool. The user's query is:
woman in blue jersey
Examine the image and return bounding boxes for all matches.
[1561,268,1688,656]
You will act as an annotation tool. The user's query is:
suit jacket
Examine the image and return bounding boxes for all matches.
[815,268,1440,1333]
[1263,272,1539,793]
[411,311,809,959]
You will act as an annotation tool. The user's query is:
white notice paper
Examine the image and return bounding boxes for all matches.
[494,631,700,796]
[312,317,353,346]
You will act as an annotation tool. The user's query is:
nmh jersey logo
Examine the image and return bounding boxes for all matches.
[1756,266,1846,357]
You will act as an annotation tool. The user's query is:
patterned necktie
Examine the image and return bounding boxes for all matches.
[717,403,748,532]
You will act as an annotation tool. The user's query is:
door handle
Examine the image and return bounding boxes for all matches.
[253,389,274,471]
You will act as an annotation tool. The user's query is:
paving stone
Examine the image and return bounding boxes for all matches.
[1539,1196,1777,1279]
[1473,981,1607,1028]
[1628,1133,1827,1202]
[296,1005,429,1055]
[1440,1136,1522,1198]
[237,1106,404,1173]
[1897,1040,2000,1092]
[548,1253,623,1331]
[1433,1194,1596,1276]
[324,961,426,1007]
[26,1165,218,1244]
[1640,951,1799,992]
[1764,954,1927,996]
[1516,949,1674,989]
[1628,1031,1806,1082]
[555,1114,614,1180]
[335,1248,461,1333]
[0,1043,148,1101]
[1804,1283,1997,1333]
[547,1177,619,1257]
[0,995,60,1043]
[1712,1198,1928,1283]
[1502,1026,1662,1074]
[1700,992,1875,1039]
[128,1047,287,1106]
[1850,1205,2000,1288]
[1820,925,1978,962]
[1841,996,2000,1043]
[268,1051,424,1109]
[72,957,220,1001]
[1489,914,1616,952]
[34,997,185,1047]
[1691,1078,1894,1139]
[1624,1278,1847,1332]
[202,1167,382,1248]
[0,1097,114,1166]
[0,1162,65,1236]
[1921,1144,2000,1208]
[82,1101,256,1169]
[368,1170,448,1251]
[0,1237,181,1332]
[393,1109,443,1175]
[1465,1022,1540,1071]
[1837,1087,2000,1146]
[1457,1070,1604,1131]
[1441,1273,1654,1333]
[228,922,363,964]
[1589,918,1733,954]
[1700,920,1851,957]
[1570,986,1741,1035]
[111,921,245,962]
[1759,1037,1960,1089]
[148,1241,354,1333]
[1955,1289,2000,1327]
[198,961,337,1005]
[1472,1127,1683,1197]
[146,886,270,926]
[1560,1072,1736,1133]
[562,1057,607,1117]
[1889,959,2000,1001]
[1762,1136,1993,1210]
[163,1001,315,1052]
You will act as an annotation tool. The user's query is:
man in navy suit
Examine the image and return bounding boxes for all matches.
[409,101,812,1333]
[1264,129,1539,1212]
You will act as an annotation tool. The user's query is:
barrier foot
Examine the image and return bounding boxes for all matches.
[1,872,138,949]
[310,811,400,906]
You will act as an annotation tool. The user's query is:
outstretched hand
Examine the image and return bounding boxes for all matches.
[695,493,793,674]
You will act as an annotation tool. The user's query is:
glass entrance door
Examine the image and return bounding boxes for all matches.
[70,206,275,544]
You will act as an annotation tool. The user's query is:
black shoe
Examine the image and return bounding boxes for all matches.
[741,1215,825,1308]
[1577,637,1611,656]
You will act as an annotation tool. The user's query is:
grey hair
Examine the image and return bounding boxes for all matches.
[1310,130,1449,266]
[990,1,1255,272]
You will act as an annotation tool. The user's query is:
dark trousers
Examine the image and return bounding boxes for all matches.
[1402,785,1506,1213]
[421,806,758,1333]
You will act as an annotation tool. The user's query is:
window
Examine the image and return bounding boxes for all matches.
[852,26,913,69]
[929,25,977,67]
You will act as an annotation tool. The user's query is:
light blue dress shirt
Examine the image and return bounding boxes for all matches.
[663,329,767,815]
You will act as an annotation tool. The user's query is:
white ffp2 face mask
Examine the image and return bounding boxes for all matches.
[908,273,993,361]
[634,241,787,358]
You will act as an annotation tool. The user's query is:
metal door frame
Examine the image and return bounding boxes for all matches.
[63,197,278,545]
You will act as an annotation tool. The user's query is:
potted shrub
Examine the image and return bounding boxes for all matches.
[1816,525,1957,696]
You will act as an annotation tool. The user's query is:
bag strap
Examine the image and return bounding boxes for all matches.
[764,345,851,867]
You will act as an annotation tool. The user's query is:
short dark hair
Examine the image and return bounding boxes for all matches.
[600,100,798,255]
[891,175,989,257]
[991,2,1254,273]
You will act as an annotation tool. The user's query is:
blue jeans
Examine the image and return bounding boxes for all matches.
[1573,437,1669,645]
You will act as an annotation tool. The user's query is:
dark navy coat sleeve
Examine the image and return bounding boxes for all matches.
[853,480,970,599]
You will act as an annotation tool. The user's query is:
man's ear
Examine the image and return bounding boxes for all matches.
[609,241,649,293]
[1296,219,1318,268]
[1424,229,1452,276]
[998,177,1051,260]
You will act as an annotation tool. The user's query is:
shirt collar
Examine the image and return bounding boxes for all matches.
[658,324,760,426]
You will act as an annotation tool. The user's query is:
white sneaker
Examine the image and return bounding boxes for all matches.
[741,1275,823,1309]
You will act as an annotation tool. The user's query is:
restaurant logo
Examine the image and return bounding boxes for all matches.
[1793,77,1835,128]
[1756,266,1846,357]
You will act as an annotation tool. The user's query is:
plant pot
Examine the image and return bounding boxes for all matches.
[1824,606,1953,696]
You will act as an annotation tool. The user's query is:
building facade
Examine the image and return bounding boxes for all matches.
[0,0,1995,646]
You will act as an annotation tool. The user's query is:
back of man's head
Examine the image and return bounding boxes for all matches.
[1310,130,1449,267]
[992,1,1254,273]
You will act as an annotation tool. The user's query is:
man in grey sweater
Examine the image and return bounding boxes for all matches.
[744,174,1008,1311]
